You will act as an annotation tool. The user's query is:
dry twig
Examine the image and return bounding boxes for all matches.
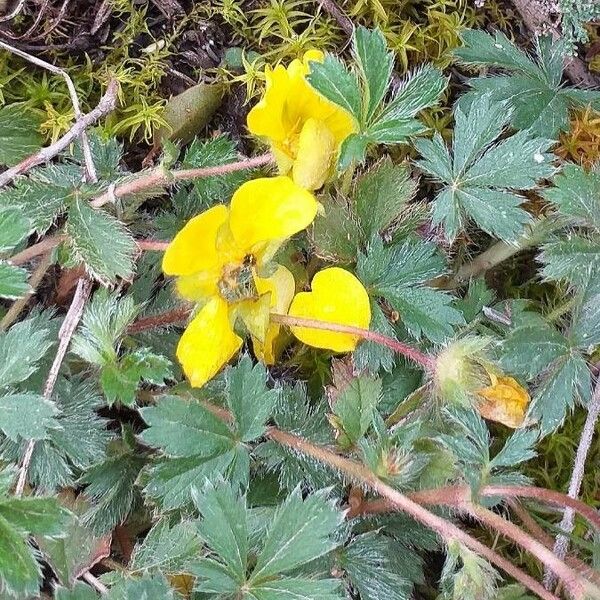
[544,379,600,590]
[14,277,93,496]
[0,78,118,188]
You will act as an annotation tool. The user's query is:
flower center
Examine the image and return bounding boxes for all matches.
[217,254,258,303]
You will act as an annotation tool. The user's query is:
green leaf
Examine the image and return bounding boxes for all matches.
[140,396,234,457]
[130,519,201,574]
[331,375,381,447]
[100,349,172,407]
[337,133,369,169]
[0,495,69,598]
[0,314,54,388]
[55,582,100,600]
[0,497,68,536]
[66,198,136,283]
[0,261,30,299]
[490,429,537,470]
[0,105,42,166]
[249,578,342,600]
[144,450,238,511]
[0,207,30,252]
[37,496,111,587]
[501,323,570,379]
[71,289,139,366]
[530,353,591,434]
[501,321,591,433]
[339,532,413,600]
[354,158,416,240]
[225,356,278,443]
[311,194,360,262]
[0,393,59,441]
[378,65,447,122]
[251,488,343,581]
[354,27,393,122]
[366,118,425,144]
[81,452,145,535]
[543,163,600,228]
[455,30,600,137]
[570,284,600,348]
[538,236,600,286]
[358,237,463,342]
[107,574,177,600]
[193,480,248,581]
[415,94,555,242]
[0,166,75,234]
[0,513,41,598]
[306,55,362,119]
[182,135,253,212]
[354,300,396,373]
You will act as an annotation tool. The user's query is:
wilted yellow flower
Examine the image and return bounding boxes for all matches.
[162,176,318,387]
[247,50,357,190]
[477,372,530,428]
[288,267,371,352]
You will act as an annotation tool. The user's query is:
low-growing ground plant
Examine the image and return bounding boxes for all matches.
[0,3,599,600]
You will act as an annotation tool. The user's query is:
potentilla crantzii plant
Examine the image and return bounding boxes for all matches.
[0,18,599,600]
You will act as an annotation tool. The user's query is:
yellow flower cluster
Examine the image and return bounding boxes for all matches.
[162,51,368,388]
[246,50,357,191]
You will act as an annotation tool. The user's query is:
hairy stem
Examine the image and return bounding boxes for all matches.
[90,153,274,208]
[266,427,560,600]
[352,485,600,532]
[270,313,434,370]
[510,501,600,588]
[10,235,169,266]
[544,381,600,590]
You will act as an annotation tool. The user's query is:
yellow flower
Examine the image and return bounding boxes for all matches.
[247,50,357,190]
[288,267,371,352]
[477,372,530,428]
[163,176,318,387]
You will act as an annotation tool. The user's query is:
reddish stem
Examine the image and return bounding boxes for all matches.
[90,153,274,208]
[127,306,192,334]
[270,313,434,370]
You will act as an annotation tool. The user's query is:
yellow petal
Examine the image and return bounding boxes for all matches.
[162,205,229,277]
[292,118,336,190]
[288,267,371,352]
[246,64,291,143]
[253,265,296,363]
[229,176,318,251]
[477,374,530,428]
[176,297,242,388]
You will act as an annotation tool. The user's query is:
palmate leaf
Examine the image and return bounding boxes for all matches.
[307,27,446,167]
[358,236,463,342]
[415,94,555,242]
[501,319,592,433]
[455,30,600,137]
[107,574,177,599]
[140,358,277,508]
[190,482,343,599]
